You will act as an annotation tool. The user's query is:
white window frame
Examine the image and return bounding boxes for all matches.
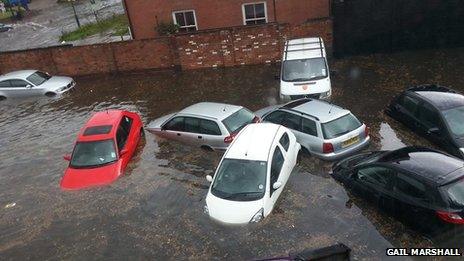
[172,10,198,31]
[242,2,268,25]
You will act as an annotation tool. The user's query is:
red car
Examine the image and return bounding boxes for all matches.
[61,110,143,190]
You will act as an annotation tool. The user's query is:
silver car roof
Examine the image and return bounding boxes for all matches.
[283,99,350,123]
[0,70,37,81]
[178,102,243,121]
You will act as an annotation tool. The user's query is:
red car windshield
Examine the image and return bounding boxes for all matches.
[70,140,117,168]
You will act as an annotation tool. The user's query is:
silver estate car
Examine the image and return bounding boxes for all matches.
[147,102,259,151]
[0,70,75,100]
[255,98,370,161]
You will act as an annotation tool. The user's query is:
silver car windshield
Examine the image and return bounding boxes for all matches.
[70,140,117,168]
[322,114,362,139]
[211,159,267,201]
[443,106,464,136]
[222,108,255,134]
[282,58,328,82]
[26,71,51,86]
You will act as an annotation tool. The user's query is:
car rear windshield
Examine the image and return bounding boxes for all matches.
[26,71,51,86]
[222,108,256,134]
[211,159,267,201]
[442,178,464,208]
[282,58,328,82]
[443,105,464,136]
[70,140,117,168]
[322,113,362,139]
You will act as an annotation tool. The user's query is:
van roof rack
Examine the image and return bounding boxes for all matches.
[284,37,324,60]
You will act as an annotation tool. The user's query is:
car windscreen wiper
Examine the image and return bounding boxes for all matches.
[222,191,262,199]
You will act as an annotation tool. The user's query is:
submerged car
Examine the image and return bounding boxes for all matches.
[279,37,332,101]
[255,98,369,161]
[61,110,143,190]
[146,102,259,151]
[386,84,464,159]
[0,70,75,100]
[0,23,13,32]
[205,123,301,225]
[332,147,464,232]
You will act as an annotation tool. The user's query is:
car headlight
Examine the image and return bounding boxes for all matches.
[57,86,66,92]
[320,90,331,99]
[250,208,264,223]
[203,205,209,215]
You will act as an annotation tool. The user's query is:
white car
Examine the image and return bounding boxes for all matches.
[205,123,301,225]
[279,37,332,101]
[0,70,75,100]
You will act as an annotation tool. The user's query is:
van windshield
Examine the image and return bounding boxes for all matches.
[282,58,328,82]
[211,159,267,201]
[322,113,362,139]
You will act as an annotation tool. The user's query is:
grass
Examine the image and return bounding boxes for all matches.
[60,14,128,42]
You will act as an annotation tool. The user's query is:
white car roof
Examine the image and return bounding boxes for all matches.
[225,123,282,161]
[0,70,36,81]
[179,102,243,121]
[283,37,326,61]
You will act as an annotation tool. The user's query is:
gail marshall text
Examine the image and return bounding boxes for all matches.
[386,248,461,256]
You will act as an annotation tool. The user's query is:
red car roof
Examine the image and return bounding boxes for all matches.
[77,110,125,142]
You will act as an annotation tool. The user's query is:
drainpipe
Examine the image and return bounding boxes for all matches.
[273,0,278,23]
[122,0,135,39]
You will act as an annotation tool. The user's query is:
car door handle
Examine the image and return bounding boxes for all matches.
[198,136,202,139]
[177,133,181,136]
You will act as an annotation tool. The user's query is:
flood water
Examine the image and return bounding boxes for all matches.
[1,47,464,259]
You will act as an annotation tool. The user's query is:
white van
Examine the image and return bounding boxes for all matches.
[279,37,332,101]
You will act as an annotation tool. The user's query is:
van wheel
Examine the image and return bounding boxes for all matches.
[45,92,56,97]
[0,96,6,101]
[201,145,213,152]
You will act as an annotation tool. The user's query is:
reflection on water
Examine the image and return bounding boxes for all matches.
[2,47,464,259]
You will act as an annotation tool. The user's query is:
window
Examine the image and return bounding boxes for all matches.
[222,108,255,134]
[116,122,129,152]
[164,117,184,131]
[200,119,222,135]
[172,10,197,32]
[279,133,290,151]
[184,117,200,133]
[418,103,440,129]
[321,114,362,139]
[26,71,51,86]
[9,79,29,88]
[396,173,429,202]
[302,118,318,136]
[121,116,133,134]
[270,146,284,194]
[264,110,301,131]
[399,95,420,115]
[70,140,117,168]
[264,110,286,124]
[357,166,395,190]
[0,80,11,88]
[243,2,267,25]
[83,125,112,136]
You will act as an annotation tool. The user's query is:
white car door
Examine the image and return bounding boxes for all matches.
[269,144,287,206]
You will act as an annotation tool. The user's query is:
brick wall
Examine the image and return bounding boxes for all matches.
[0,19,332,76]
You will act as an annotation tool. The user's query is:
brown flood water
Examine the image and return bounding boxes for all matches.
[1,47,464,260]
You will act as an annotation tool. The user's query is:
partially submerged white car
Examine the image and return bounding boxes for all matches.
[279,37,332,101]
[205,123,301,225]
[0,70,75,100]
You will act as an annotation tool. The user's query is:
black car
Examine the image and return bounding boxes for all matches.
[386,84,464,159]
[331,147,464,234]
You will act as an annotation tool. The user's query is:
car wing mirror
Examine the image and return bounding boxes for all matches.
[428,127,440,135]
[206,175,213,183]
[26,84,33,89]
[63,154,71,161]
[273,181,282,190]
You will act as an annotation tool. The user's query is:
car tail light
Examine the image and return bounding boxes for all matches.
[323,142,334,154]
[224,132,238,144]
[252,116,261,123]
[364,126,369,137]
[436,210,464,224]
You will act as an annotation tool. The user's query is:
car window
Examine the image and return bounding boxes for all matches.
[418,103,440,129]
[270,146,285,194]
[184,117,200,133]
[280,111,301,131]
[116,124,129,152]
[279,132,290,151]
[302,117,317,136]
[121,116,133,135]
[164,117,184,131]
[9,79,29,88]
[399,94,420,115]
[200,119,221,135]
[221,108,255,134]
[322,113,362,139]
[395,173,429,202]
[264,110,286,124]
[0,80,11,88]
[357,166,395,190]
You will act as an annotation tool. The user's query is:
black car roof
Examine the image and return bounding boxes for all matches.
[407,84,464,111]
[379,147,464,186]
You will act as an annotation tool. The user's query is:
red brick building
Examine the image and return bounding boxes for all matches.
[123,0,331,39]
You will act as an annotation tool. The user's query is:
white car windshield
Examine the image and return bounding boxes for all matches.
[282,58,328,82]
[443,106,464,136]
[70,140,117,168]
[211,159,267,201]
[26,71,51,86]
